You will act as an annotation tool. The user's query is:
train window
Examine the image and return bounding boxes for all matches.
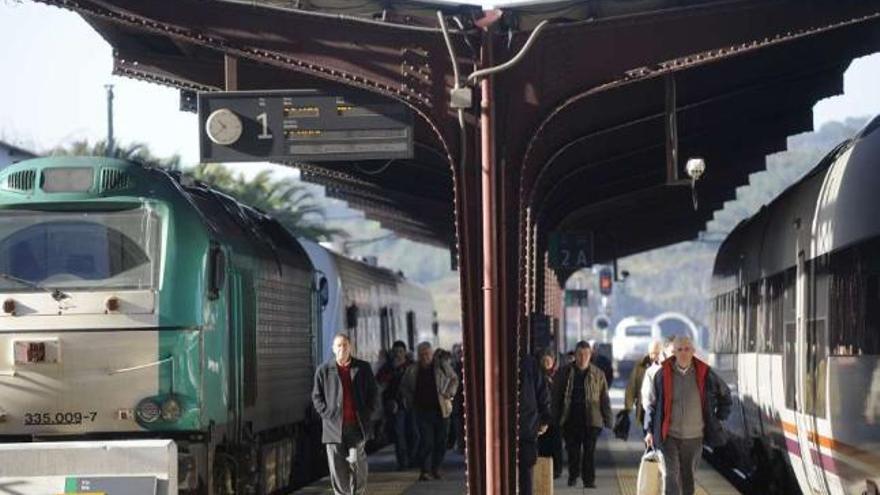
[747,282,759,353]
[406,311,416,351]
[717,293,729,353]
[207,244,226,300]
[346,304,359,330]
[380,307,391,351]
[828,243,880,356]
[865,274,880,354]
[735,288,745,354]
[0,209,160,291]
[784,321,797,410]
[769,275,784,353]
[806,319,828,419]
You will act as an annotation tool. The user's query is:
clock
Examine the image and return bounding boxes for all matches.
[205,108,243,146]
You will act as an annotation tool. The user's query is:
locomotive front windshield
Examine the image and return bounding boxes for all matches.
[0,206,161,291]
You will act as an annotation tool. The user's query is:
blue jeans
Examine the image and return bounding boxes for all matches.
[415,409,450,473]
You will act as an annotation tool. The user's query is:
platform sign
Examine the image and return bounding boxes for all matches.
[198,90,413,163]
[548,232,594,269]
[64,476,157,494]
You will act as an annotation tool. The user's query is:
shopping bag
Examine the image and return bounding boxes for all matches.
[636,449,662,495]
[533,456,553,495]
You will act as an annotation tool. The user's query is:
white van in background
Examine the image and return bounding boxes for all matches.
[611,316,659,376]
[611,312,705,377]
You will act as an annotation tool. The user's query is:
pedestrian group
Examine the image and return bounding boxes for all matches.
[312,334,462,494]
[312,332,730,495]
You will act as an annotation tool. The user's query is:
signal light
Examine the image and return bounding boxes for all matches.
[599,269,613,296]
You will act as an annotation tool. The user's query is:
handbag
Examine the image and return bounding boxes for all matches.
[636,448,662,495]
[613,410,631,440]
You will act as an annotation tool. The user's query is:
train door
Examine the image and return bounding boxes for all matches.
[795,252,828,494]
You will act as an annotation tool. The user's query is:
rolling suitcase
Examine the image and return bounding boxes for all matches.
[637,449,662,495]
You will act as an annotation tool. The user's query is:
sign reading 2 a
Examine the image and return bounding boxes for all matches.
[548,232,594,269]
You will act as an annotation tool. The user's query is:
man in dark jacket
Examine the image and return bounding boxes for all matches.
[399,342,459,481]
[519,354,552,495]
[552,341,613,489]
[644,336,731,495]
[311,333,379,495]
[376,340,416,470]
[536,348,563,478]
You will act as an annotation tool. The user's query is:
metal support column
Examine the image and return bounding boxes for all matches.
[480,33,502,495]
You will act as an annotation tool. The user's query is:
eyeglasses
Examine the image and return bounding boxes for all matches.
[675,346,693,352]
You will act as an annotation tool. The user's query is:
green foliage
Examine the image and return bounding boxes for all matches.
[187,163,347,242]
[49,140,346,242]
[49,139,182,169]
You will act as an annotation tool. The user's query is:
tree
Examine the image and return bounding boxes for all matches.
[50,140,346,242]
[50,139,181,169]
[188,162,347,242]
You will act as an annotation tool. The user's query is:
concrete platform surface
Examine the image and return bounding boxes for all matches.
[294,388,740,495]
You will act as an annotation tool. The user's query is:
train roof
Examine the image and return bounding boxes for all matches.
[712,115,880,292]
[0,156,312,268]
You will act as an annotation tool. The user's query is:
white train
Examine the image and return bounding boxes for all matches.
[709,117,880,494]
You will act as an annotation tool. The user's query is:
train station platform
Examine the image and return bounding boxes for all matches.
[293,389,741,494]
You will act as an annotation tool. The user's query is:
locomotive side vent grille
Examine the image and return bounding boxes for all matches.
[100,168,133,192]
[3,170,36,192]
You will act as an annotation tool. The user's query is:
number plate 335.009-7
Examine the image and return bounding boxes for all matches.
[23,411,97,426]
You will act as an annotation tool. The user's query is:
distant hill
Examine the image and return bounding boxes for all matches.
[611,117,871,329]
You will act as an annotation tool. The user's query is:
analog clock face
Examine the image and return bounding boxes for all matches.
[205,108,243,146]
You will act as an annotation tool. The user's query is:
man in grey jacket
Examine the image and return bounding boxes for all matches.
[400,342,460,481]
[311,333,379,495]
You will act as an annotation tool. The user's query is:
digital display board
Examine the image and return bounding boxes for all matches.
[198,90,413,163]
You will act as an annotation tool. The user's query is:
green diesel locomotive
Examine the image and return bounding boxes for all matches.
[0,156,435,494]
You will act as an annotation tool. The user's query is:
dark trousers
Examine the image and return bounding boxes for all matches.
[564,420,602,484]
[537,422,563,478]
[415,409,449,473]
[449,406,464,450]
[392,408,419,469]
[519,439,537,495]
[660,436,703,495]
[326,425,367,495]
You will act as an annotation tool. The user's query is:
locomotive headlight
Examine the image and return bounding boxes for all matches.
[136,398,161,424]
[161,396,182,422]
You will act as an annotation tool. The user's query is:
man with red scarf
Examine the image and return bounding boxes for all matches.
[312,333,378,495]
[644,336,731,495]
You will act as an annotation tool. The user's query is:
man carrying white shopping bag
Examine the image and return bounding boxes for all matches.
[643,336,732,495]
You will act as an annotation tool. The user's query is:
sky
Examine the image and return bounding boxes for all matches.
[1,1,880,174]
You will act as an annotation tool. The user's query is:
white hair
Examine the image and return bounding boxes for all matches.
[673,335,693,347]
